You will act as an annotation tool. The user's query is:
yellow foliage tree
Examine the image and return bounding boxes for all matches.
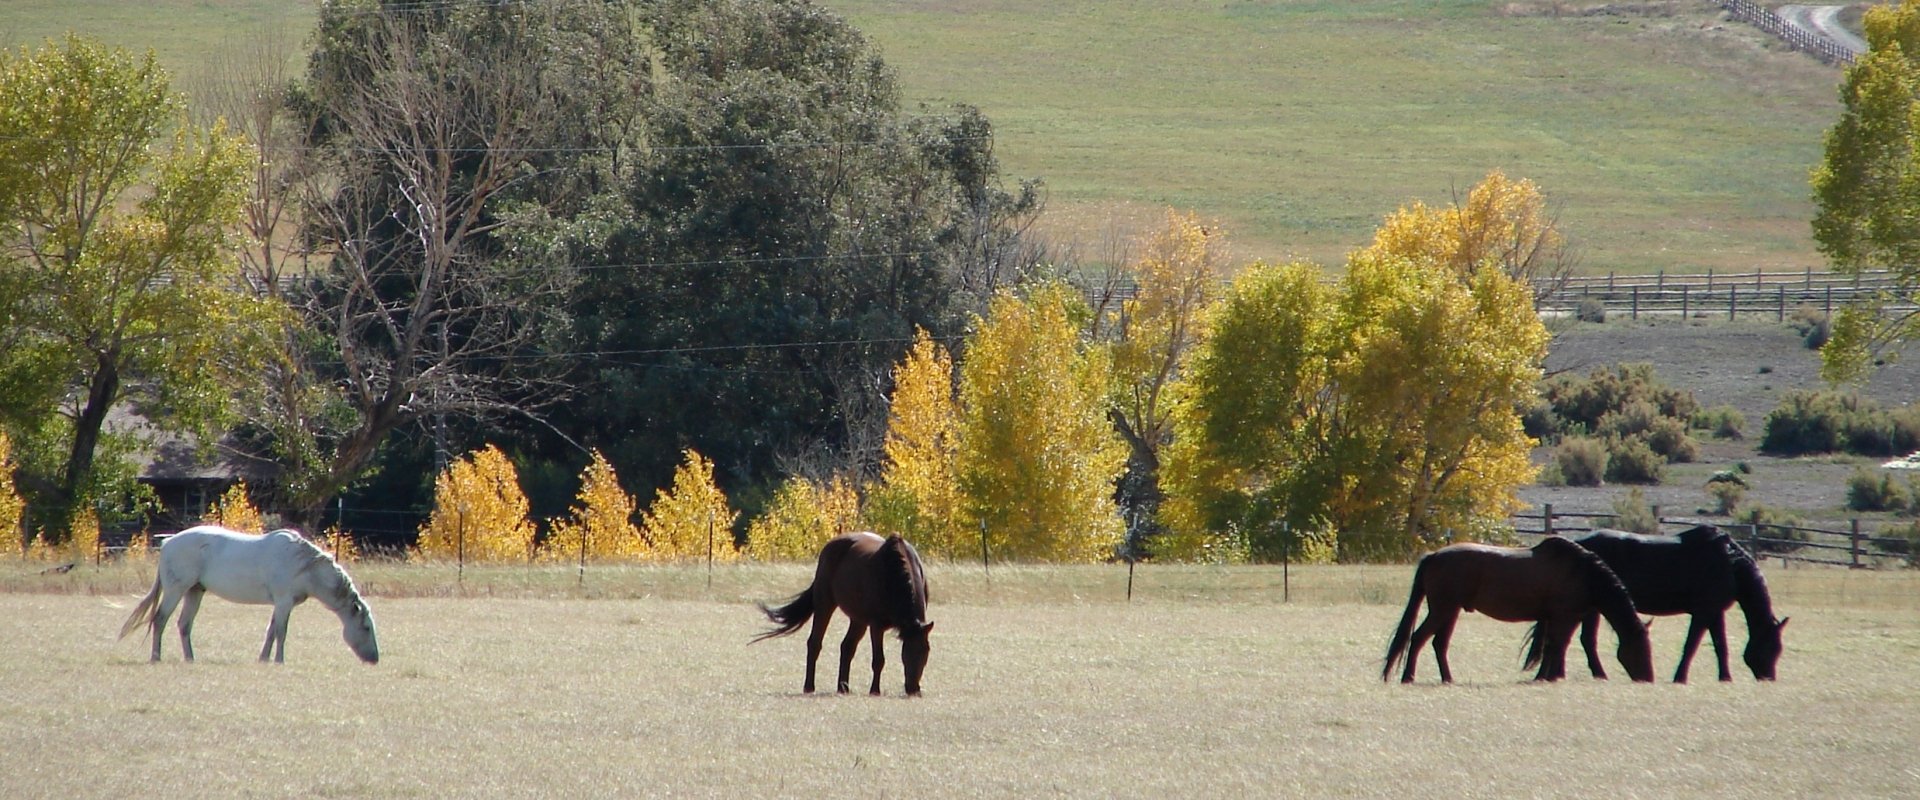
[639,448,738,562]
[0,432,22,556]
[320,524,358,563]
[1106,211,1228,558]
[747,475,861,561]
[545,450,646,563]
[957,283,1127,562]
[416,444,536,562]
[1362,170,1574,305]
[867,329,967,559]
[205,481,265,532]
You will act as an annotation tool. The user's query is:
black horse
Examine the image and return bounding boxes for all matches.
[1528,526,1787,683]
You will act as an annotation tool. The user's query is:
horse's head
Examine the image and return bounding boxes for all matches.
[1744,615,1787,680]
[1615,620,1657,683]
[901,621,934,696]
[341,598,380,665]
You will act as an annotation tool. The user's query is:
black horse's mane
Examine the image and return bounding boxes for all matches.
[879,535,930,631]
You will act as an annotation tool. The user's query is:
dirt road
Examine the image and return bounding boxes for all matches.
[1777,4,1866,55]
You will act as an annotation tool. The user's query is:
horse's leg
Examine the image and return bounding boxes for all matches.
[1580,614,1608,680]
[836,621,868,694]
[1673,615,1710,684]
[1542,620,1578,682]
[801,606,833,694]
[150,584,187,663]
[1706,612,1732,682]
[1398,612,1434,683]
[1429,609,1462,684]
[867,626,886,695]
[176,586,205,663]
[260,600,294,663]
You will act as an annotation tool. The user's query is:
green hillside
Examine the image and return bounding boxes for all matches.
[3,0,1847,273]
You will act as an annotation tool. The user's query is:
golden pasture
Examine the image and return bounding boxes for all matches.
[2,562,1915,798]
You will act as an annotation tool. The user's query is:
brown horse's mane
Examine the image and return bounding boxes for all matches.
[1537,536,1641,635]
[879,535,930,630]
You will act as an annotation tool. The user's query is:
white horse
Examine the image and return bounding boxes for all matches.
[118,525,379,664]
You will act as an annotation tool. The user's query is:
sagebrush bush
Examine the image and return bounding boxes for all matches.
[1642,416,1698,463]
[1691,404,1745,439]
[1575,296,1606,323]
[1846,468,1909,513]
[1787,306,1830,349]
[1604,437,1665,484]
[1761,391,1920,456]
[1604,487,1661,534]
[1708,480,1746,515]
[1553,436,1608,487]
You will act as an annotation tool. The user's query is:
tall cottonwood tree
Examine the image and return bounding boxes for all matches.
[1811,0,1920,382]
[271,1,624,522]
[957,284,1127,561]
[1103,211,1228,557]
[0,36,277,541]
[1365,170,1577,307]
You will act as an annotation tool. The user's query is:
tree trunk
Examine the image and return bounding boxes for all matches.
[51,355,121,544]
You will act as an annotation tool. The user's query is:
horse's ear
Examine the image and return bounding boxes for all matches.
[921,621,934,635]
[1777,616,1789,631]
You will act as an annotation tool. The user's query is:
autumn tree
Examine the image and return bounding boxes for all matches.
[957,284,1127,561]
[1162,246,1545,561]
[0,36,278,542]
[1363,170,1576,306]
[417,444,536,563]
[747,475,861,561]
[1102,211,1228,558]
[205,482,265,533]
[639,449,739,562]
[1811,0,1920,382]
[545,450,646,563]
[0,432,21,553]
[866,329,968,559]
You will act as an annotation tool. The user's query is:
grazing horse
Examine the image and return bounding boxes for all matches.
[753,532,933,696]
[1383,537,1655,684]
[118,525,379,664]
[1542,526,1787,683]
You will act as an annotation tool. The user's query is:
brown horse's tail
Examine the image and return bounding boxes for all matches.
[118,574,162,641]
[751,590,816,643]
[1382,557,1429,681]
[1521,622,1548,672]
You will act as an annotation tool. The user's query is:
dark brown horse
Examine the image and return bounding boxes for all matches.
[753,532,933,696]
[1383,537,1655,683]
[1537,526,1787,683]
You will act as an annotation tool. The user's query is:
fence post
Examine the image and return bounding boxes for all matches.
[1728,287,1736,320]
[1632,285,1640,319]
[457,502,468,587]
[1543,502,1554,537]
[1777,285,1786,323]
[1825,284,1833,315]
[1681,285,1690,318]
[1850,518,1863,569]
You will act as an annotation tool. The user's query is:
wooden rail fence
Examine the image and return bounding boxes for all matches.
[1715,0,1858,66]
[1510,504,1919,570]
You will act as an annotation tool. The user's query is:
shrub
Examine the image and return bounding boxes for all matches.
[1760,391,1850,455]
[640,448,739,562]
[1707,480,1746,516]
[1553,436,1608,487]
[1691,404,1745,439]
[1846,468,1910,513]
[1874,520,1920,567]
[1604,487,1661,534]
[1596,398,1660,440]
[205,481,265,533]
[1575,296,1607,323]
[544,450,646,563]
[1604,437,1665,484]
[747,475,862,561]
[1641,416,1698,463]
[1734,504,1808,554]
[1787,306,1831,349]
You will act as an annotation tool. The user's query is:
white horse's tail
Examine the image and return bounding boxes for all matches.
[118,575,162,641]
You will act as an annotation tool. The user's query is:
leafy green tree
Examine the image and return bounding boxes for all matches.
[551,0,1040,506]
[1812,0,1920,381]
[957,283,1127,561]
[0,36,277,542]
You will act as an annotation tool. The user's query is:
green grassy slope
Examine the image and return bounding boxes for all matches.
[3,0,1847,273]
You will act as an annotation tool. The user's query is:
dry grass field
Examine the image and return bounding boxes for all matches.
[3,560,1916,798]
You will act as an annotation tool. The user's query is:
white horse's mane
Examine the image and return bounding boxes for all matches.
[277,530,361,608]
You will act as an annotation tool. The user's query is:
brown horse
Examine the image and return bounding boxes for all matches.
[753,532,933,696]
[1382,537,1655,684]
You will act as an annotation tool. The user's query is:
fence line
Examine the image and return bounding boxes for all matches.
[1715,0,1858,65]
[1509,504,1917,570]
